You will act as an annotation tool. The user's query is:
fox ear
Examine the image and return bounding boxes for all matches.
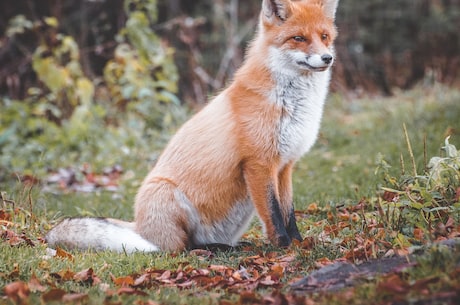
[321,0,339,20]
[262,0,293,24]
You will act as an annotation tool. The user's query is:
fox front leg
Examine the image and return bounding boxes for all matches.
[278,162,302,241]
[243,161,291,247]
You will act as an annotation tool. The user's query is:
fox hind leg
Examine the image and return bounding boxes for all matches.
[134,180,197,251]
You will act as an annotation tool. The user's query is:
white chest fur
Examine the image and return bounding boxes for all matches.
[272,70,331,165]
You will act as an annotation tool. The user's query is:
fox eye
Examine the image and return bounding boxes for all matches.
[321,33,329,41]
[292,36,306,42]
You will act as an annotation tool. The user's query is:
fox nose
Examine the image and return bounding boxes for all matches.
[321,54,333,65]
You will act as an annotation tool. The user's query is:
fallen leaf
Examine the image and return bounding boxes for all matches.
[8,263,20,278]
[55,246,74,260]
[3,230,23,246]
[269,263,285,279]
[238,291,261,304]
[315,257,333,268]
[157,270,171,281]
[350,212,360,222]
[338,211,350,221]
[133,273,151,287]
[377,274,409,294]
[74,267,101,286]
[189,248,213,258]
[259,275,278,286]
[51,269,75,281]
[117,287,148,296]
[3,281,30,305]
[382,190,399,202]
[299,236,316,250]
[135,300,162,305]
[62,292,89,303]
[263,291,289,305]
[413,228,425,241]
[112,274,135,287]
[42,288,66,303]
[28,274,47,292]
[411,276,441,292]
[0,209,11,221]
[307,202,319,214]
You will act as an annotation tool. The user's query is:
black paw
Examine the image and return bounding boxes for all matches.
[277,234,292,247]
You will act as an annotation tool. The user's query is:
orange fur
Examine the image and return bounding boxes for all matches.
[46,0,339,253]
[134,0,339,250]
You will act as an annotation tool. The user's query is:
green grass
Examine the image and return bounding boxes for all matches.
[294,85,460,206]
[1,84,459,304]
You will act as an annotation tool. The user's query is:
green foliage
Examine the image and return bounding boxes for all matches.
[0,0,184,181]
[427,137,460,198]
[0,97,148,180]
[5,14,33,36]
[104,0,180,130]
[375,137,460,241]
[31,18,94,121]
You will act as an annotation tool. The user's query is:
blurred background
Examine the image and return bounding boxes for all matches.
[0,0,459,182]
[1,0,459,103]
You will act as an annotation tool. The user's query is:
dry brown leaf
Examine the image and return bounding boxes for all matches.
[42,288,66,303]
[135,300,162,305]
[192,275,225,288]
[117,287,148,296]
[315,257,333,268]
[307,202,319,214]
[413,228,424,241]
[3,230,23,246]
[299,236,316,250]
[74,267,101,285]
[189,248,213,257]
[0,209,12,221]
[111,274,135,287]
[3,281,30,305]
[28,273,47,293]
[377,273,410,294]
[263,291,289,305]
[55,246,74,261]
[133,272,151,287]
[269,263,285,279]
[259,275,278,286]
[157,270,171,282]
[238,291,261,304]
[209,264,231,273]
[8,263,20,278]
[62,292,89,303]
[51,268,75,281]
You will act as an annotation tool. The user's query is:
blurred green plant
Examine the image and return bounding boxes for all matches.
[0,0,184,181]
[375,137,460,242]
[104,0,180,130]
[31,17,94,121]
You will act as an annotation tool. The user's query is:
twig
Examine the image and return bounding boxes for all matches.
[1,192,16,209]
[403,123,417,176]
[423,133,427,173]
[215,0,258,88]
[400,153,405,176]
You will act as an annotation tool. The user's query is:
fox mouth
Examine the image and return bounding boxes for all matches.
[296,61,330,72]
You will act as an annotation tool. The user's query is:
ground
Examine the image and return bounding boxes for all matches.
[1,85,460,304]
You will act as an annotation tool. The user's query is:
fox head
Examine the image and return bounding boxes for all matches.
[259,0,339,75]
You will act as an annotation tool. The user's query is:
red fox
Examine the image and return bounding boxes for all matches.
[46,0,339,253]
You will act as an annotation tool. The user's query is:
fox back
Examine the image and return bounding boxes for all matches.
[46,0,339,253]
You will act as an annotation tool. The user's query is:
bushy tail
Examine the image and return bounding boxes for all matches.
[45,217,159,253]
